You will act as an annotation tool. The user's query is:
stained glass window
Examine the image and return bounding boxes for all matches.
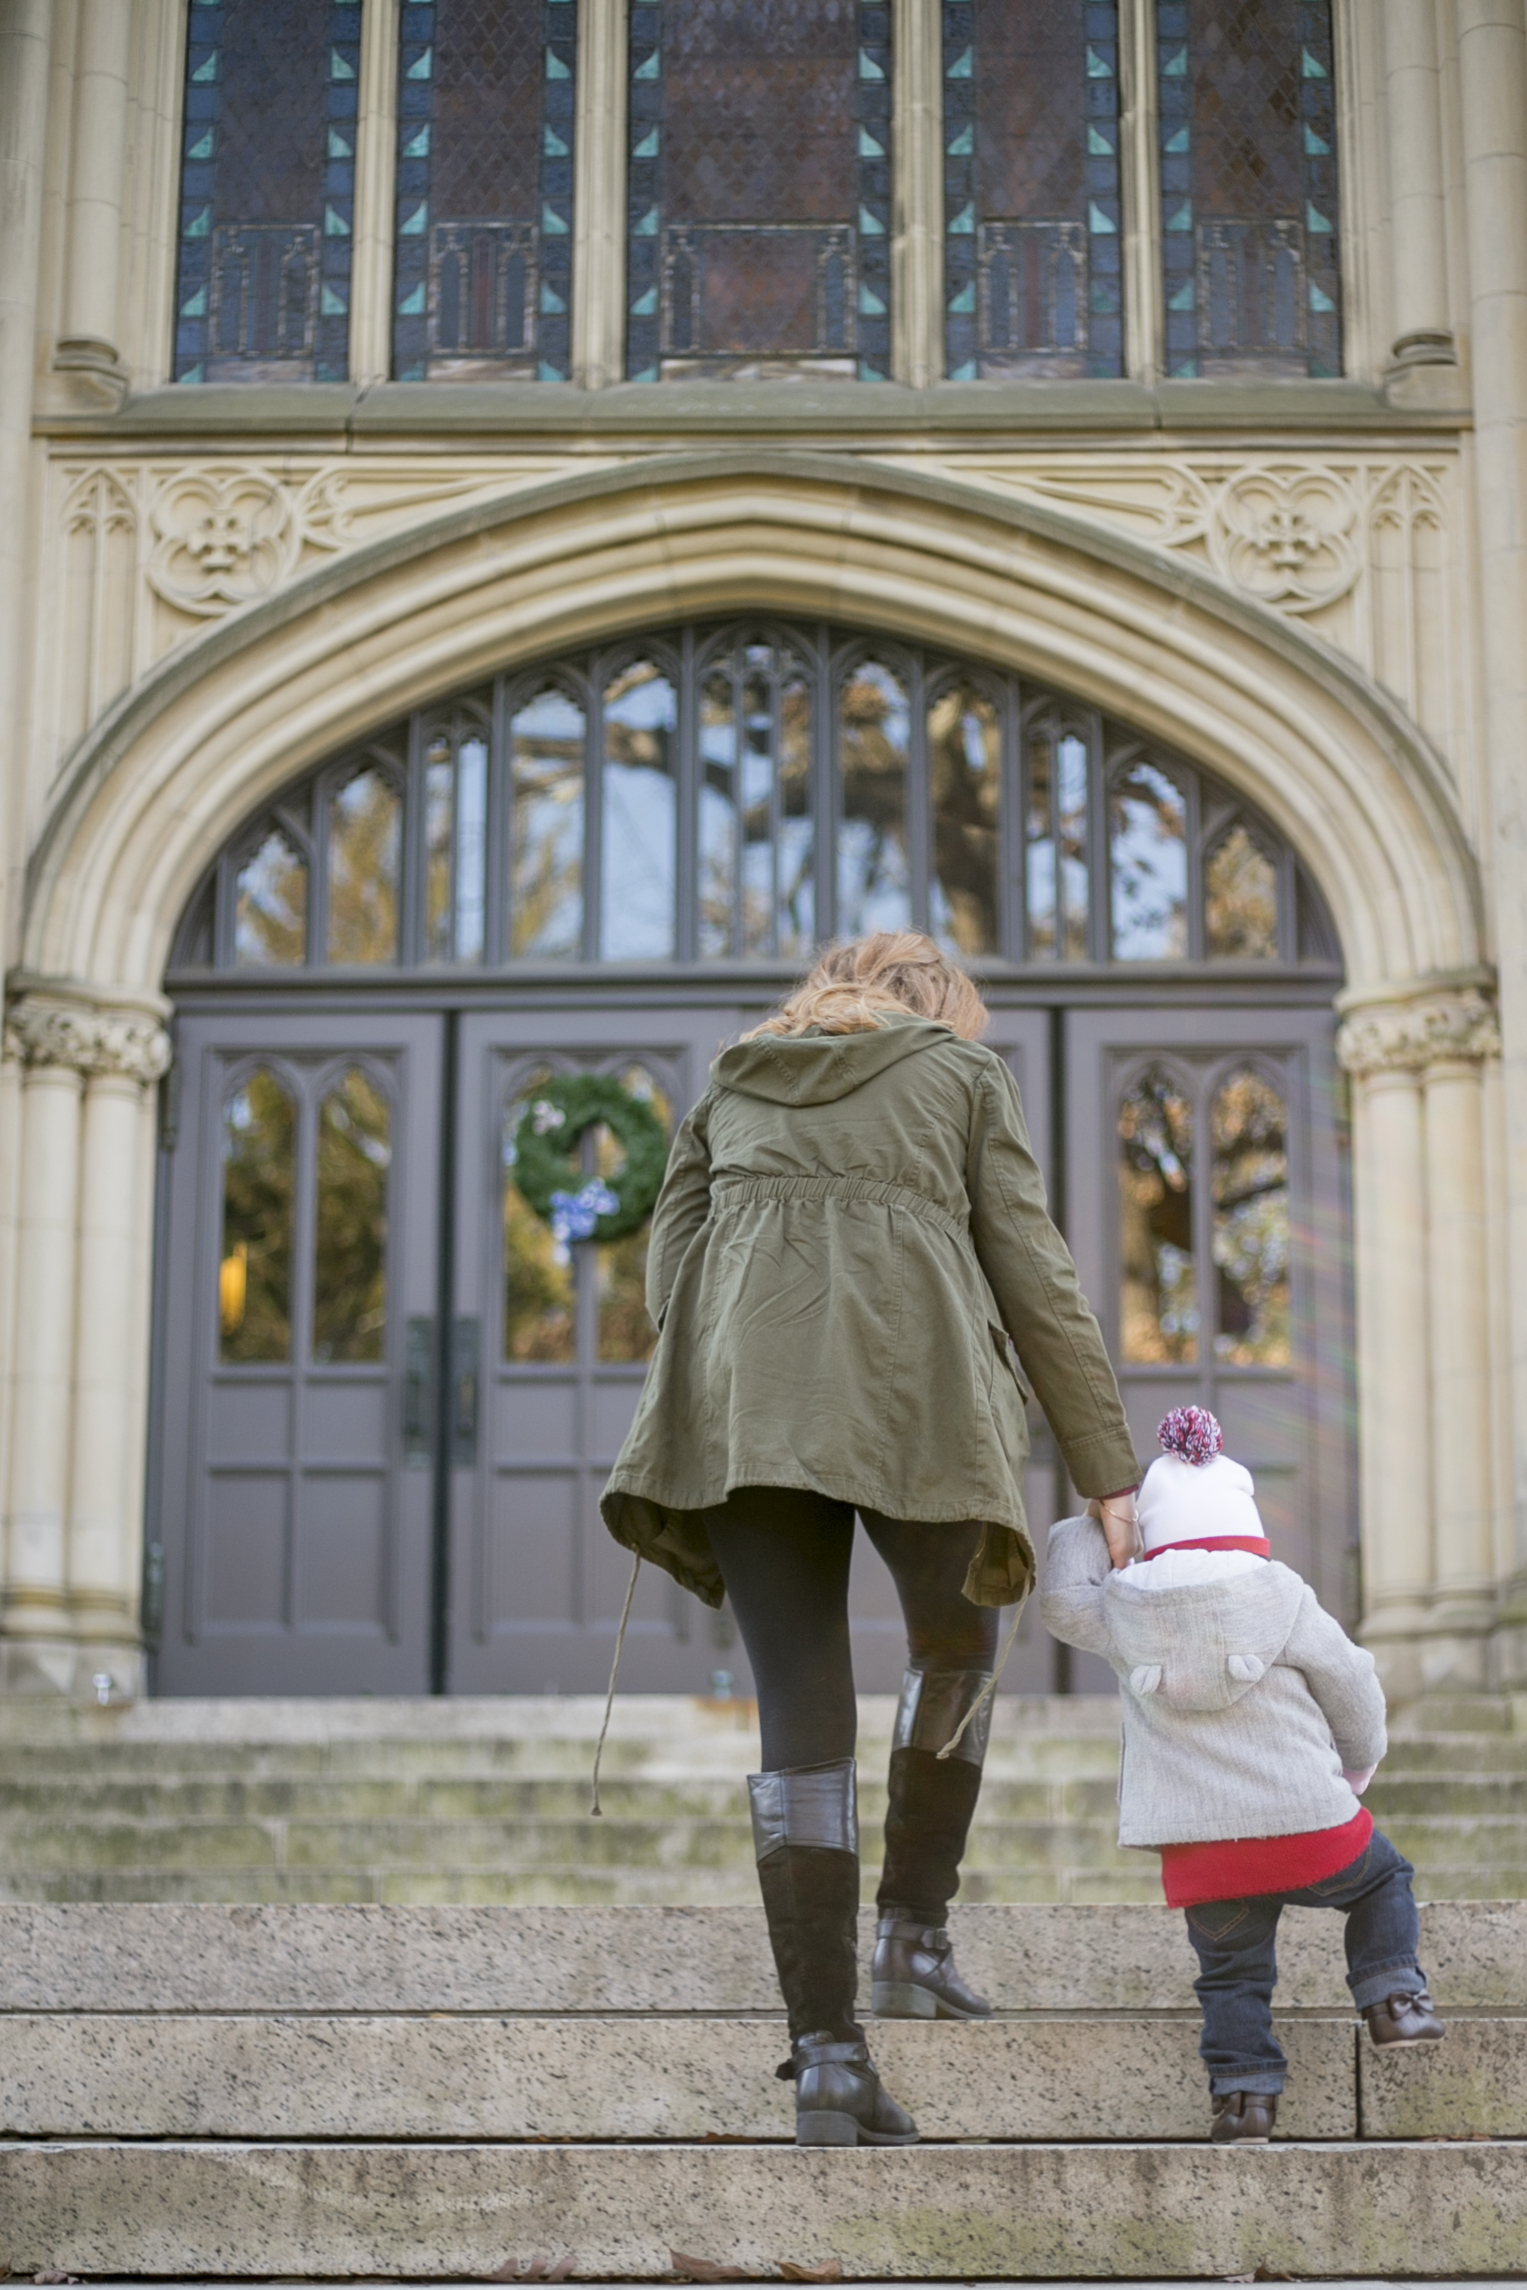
[942,0,1122,380]
[392,0,577,381]
[625,0,891,382]
[173,0,358,384]
[1157,0,1341,378]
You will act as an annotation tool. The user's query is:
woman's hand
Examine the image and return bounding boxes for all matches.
[1087,1490,1140,1569]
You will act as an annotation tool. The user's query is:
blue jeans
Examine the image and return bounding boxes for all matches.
[1182,1827,1425,2096]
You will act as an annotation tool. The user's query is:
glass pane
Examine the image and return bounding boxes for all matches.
[1110,760,1188,960]
[391,0,576,383]
[699,641,815,960]
[601,661,677,959]
[929,681,1000,955]
[424,734,455,963]
[312,1068,390,1365]
[1119,1065,1197,1365]
[943,0,1122,382]
[1157,0,1340,379]
[1213,1068,1291,1367]
[456,733,488,961]
[220,1068,296,1364]
[596,1067,673,1363]
[779,666,814,958]
[625,0,890,382]
[1206,822,1278,959]
[740,651,776,959]
[1026,727,1089,960]
[698,664,738,959]
[326,767,402,965]
[511,687,586,959]
[424,729,489,964]
[235,827,308,967]
[172,0,357,384]
[838,660,911,938]
[502,1071,575,1362]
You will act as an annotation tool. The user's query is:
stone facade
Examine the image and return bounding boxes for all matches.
[0,0,1525,1701]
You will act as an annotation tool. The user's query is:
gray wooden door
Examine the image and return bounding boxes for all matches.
[1065,1004,1353,1626]
[155,1009,443,1694]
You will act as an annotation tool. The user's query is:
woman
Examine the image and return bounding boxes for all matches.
[602,932,1139,2145]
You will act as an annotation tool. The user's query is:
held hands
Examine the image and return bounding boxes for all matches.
[1087,1490,1141,1569]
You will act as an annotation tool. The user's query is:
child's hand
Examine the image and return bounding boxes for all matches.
[1087,1491,1141,1569]
[1342,1765,1376,1794]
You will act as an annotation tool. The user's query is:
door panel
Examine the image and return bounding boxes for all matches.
[1065,1004,1352,1631]
[156,1010,443,1694]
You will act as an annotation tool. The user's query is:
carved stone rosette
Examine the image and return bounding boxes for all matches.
[3,995,171,1087]
[1335,989,1502,1078]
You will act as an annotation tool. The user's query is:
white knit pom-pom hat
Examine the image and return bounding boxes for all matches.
[1135,1406,1269,1558]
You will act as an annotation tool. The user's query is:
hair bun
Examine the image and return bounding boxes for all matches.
[1157,1405,1222,1466]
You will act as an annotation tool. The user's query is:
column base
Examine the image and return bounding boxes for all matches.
[0,1633,144,1700]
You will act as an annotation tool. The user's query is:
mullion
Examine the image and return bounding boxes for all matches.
[733,651,745,961]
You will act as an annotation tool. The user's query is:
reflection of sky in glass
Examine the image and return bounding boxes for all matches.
[741,663,774,957]
[235,828,307,966]
[1110,760,1187,960]
[602,665,677,959]
[456,736,487,962]
[511,689,585,959]
[698,668,737,958]
[838,661,911,937]
[424,739,455,962]
[1026,730,1089,960]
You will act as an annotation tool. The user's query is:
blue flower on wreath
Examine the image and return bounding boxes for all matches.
[549,1180,621,1263]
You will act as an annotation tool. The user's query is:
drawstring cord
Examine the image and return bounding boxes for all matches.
[935,1598,1025,1762]
[590,1551,642,1815]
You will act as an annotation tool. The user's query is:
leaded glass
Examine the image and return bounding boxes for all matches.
[1158,0,1341,378]
[1213,1068,1291,1366]
[601,661,677,958]
[220,1068,296,1363]
[327,767,402,965]
[928,679,1000,955]
[503,1068,575,1361]
[596,1068,673,1363]
[698,636,814,959]
[392,0,576,382]
[173,0,357,384]
[626,0,891,382]
[313,1068,391,1364]
[1206,822,1279,959]
[838,660,911,937]
[235,828,308,967]
[1119,1065,1197,1365]
[942,1,1121,380]
[1026,723,1089,960]
[1110,759,1188,960]
[511,687,586,958]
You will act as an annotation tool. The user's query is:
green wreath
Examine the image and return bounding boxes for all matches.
[511,1073,670,1248]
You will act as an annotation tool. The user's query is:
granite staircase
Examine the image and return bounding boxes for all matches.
[2,1896,1525,2279]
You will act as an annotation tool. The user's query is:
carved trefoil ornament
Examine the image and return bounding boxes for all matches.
[3,996,172,1086]
[1335,990,1501,1078]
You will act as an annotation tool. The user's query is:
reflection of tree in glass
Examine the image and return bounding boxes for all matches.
[313,1068,390,1363]
[602,661,678,959]
[502,1068,575,1361]
[220,1068,295,1363]
[838,662,911,934]
[596,1066,671,1362]
[778,672,813,954]
[1213,1068,1290,1365]
[235,829,307,967]
[1206,823,1278,959]
[1118,1066,1198,1364]
[424,734,456,961]
[327,767,401,964]
[929,681,1000,954]
[511,688,586,959]
[1110,760,1188,960]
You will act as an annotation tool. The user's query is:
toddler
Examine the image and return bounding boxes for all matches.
[1042,1406,1443,2142]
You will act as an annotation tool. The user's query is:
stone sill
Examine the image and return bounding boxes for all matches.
[35,374,1471,446]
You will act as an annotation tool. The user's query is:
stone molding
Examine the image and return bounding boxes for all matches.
[3,995,171,1085]
[1336,989,1501,1077]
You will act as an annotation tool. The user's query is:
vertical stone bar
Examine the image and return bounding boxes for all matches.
[572,0,626,389]
[1119,0,1163,381]
[891,0,942,389]
[55,0,131,397]
[351,0,400,386]
[1457,0,1527,1684]
[1383,0,1457,366]
[1424,1055,1496,1681]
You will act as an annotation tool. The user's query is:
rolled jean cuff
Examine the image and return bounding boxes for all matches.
[1209,2070,1285,2098]
[1349,1960,1426,2012]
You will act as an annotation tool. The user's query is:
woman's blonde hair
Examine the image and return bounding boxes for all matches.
[745,931,989,1042]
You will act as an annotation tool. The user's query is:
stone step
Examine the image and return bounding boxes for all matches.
[4,2137,1524,2279]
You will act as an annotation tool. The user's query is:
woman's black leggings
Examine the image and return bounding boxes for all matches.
[701,1485,1000,1771]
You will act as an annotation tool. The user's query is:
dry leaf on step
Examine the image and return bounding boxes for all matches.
[668,2252,749,2282]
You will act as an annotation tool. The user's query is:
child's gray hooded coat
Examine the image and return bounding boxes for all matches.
[1041,1514,1387,1849]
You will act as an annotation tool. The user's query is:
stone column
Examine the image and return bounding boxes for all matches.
[572,0,627,389]
[891,0,942,388]
[54,0,132,403]
[351,0,400,385]
[1338,988,1504,1698]
[67,1020,172,1696]
[1383,0,1458,367]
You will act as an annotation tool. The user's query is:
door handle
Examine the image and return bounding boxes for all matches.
[403,1316,435,1470]
[451,1315,480,1467]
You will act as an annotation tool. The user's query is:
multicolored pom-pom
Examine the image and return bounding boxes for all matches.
[1157,1405,1223,1467]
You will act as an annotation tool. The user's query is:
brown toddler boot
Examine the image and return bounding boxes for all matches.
[1364,1989,1445,2047]
[1210,2090,1278,2143]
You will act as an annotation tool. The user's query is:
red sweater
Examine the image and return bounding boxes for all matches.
[1160,1807,1373,1908]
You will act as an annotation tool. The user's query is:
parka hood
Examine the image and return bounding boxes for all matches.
[1102,1560,1306,1712]
[711,1016,956,1107]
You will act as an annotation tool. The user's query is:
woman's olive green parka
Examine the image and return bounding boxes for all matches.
[600,1016,1139,1613]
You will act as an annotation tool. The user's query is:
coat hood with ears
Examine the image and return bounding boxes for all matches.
[1103,1561,1306,1713]
[710,1016,956,1108]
